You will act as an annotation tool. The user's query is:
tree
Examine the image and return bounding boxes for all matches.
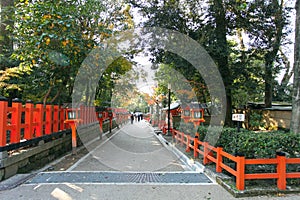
[243,0,291,108]
[128,0,292,125]
[273,50,293,102]
[0,0,14,69]
[291,0,300,134]
[130,0,233,124]
[5,0,130,104]
[95,56,133,106]
[209,0,233,124]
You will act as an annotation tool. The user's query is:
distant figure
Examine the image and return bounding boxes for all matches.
[138,114,141,122]
[140,114,143,121]
[130,114,134,124]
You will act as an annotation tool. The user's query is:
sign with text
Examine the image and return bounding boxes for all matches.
[232,113,245,122]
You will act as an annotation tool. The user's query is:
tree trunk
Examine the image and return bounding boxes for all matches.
[50,90,61,103]
[43,87,53,105]
[291,0,300,134]
[264,0,285,108]
[264,58,273,108]
[213,0,232,125]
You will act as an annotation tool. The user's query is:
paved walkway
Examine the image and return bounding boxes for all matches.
[0,121,299,199]
[68,121,188,172]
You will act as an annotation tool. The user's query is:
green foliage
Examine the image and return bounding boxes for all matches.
[130,0,293,124]
[198,126,300,159]
[9,0,113,102]
[1,0,132,104]
[248,110,266,130]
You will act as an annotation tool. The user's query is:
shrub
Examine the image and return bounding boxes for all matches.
[197,126,300,159]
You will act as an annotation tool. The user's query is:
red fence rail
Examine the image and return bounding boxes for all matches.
[0,98,130,148]
[0,99,69,147]
[0,98,103,148]
[173,129,300,191]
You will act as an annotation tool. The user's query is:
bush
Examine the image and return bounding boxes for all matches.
[249,110,266,130]
[197,126,300,159]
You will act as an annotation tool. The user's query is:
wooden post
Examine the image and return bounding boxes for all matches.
[194,136,199,158]
[35,103,44,137]
[24,100,34,140]
[180,132,184,146]
[80,105,85,125]
[236,155,245,190]
[59,107,65,130]
[71,122,77,154]
[216,146,223,173]
[277,152,287,190]
[203,142,209,165]
[109,117,112,133]
[0,97,8,146]
[11,99,22,144]
[45,104,52,134]
[99,118,103,140]
[185,135,190,152]
[53,104,59,132]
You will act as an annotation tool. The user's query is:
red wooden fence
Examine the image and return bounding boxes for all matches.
[173,130,300,191]
[0,98,130,148]
[0,98,100,147]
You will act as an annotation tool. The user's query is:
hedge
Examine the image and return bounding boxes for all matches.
[196,126,300,159]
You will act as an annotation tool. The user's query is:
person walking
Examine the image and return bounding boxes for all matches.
[130,113,134,124]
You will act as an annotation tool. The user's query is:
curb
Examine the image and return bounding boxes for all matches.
[149,124,206,174]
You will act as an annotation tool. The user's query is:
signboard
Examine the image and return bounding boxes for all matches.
[232,114,245,122]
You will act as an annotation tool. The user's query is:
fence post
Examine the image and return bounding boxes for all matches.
[59,106,65,130]
[35,103,44,137]
[11,98,22,144]
[276,152,287,190]
[53,104,59,132]
[25,100,34,140]
[45,104,52,134]
[236,155,245,190]
[185,135,190,152]
[194,136,199,158]
[203,142,209,165]
[0,96,8,147]
[216,146,223,173]
[80,105,85,125]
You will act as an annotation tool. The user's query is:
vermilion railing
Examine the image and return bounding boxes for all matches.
[173,129,300,191]
[0,97,130,148]
[0,99,67,147]
[0,98,101,147]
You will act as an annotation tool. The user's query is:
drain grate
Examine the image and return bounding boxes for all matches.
[26,172,212,184]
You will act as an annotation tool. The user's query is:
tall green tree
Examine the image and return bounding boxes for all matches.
[5,0,130,104]
[291,0,300,134]
[243,0,291,108]
[129,0,234,123]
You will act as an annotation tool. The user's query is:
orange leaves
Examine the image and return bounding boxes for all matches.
[62,39,69,47]
[45,37,51,45]
[43,14,52,19]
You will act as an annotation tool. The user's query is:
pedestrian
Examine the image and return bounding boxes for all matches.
[140,113,143,120]
[130,113,134,124]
